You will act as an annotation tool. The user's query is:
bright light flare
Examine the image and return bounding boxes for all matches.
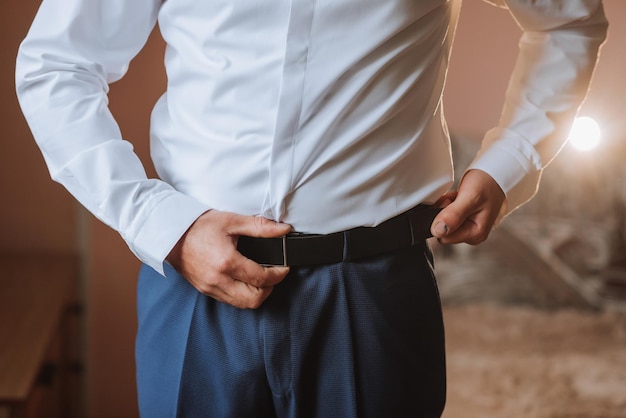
[568,116,601,151]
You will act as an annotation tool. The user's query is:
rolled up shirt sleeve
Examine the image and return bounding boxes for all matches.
[468,0,608,216]
[15,0,209,275]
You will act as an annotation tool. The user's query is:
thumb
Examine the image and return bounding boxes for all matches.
[228,214,293,238]
[430,199,472,239]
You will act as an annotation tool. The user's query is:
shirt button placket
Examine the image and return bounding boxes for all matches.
[264,0,316,222]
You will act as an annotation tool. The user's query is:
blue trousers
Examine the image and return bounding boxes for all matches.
[136,242,446,417]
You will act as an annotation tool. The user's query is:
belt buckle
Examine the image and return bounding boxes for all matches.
[280,232,307,267]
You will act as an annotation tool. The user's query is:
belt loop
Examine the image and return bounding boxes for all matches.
[282,235,288,266]
[408,213,416,247]
[342,231,351,262]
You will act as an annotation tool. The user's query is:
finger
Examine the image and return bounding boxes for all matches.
[225,250,290,288]
[228,283,275,310]
[202,277,276,309]
[430,198,476,239]
[227,213,292,238]
[190,254,288,308]
[433,191,458,208]
[220,260,289,308]
[437,217,485,245]
[437,201,499,245]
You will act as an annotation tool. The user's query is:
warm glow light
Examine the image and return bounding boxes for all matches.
[568,116,601,151]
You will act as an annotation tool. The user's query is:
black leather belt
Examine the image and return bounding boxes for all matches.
[237,205,441,267]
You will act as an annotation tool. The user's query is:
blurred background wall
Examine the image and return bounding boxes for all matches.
[2,1,624,417]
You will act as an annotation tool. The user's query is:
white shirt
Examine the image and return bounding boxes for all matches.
[16,0,607,275]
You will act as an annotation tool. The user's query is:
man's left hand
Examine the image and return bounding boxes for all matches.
[430,169,506,245]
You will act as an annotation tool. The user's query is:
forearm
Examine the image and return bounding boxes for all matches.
[469,0,608,214]
[15,0,209,274]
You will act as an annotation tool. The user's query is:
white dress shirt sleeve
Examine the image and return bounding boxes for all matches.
[15,0,210,275]
[468,0,608,216]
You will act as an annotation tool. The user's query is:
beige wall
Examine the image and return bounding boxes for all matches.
[84,29,166,418]
[2,2,78,253]
[3,1,624,417]
[448,0,626,145]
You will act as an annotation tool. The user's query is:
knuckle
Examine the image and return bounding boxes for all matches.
[248,275,264,287]
[469,231,489,245]
[252,215,272,233]
[253,216,267,228]
[246,287,271,310]
[477,226,491,242]
[214,257,235,274]
[196,281,217,296]
[247,298,264,310]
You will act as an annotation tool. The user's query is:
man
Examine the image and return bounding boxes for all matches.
[16,0,607,416]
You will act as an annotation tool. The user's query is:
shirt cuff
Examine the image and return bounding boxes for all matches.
[130,192,210,276]
[467,128,543,218]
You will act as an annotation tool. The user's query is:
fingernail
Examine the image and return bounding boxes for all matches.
[434,222,448,236]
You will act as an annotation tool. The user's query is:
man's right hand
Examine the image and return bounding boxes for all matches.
[166,210,292,309]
